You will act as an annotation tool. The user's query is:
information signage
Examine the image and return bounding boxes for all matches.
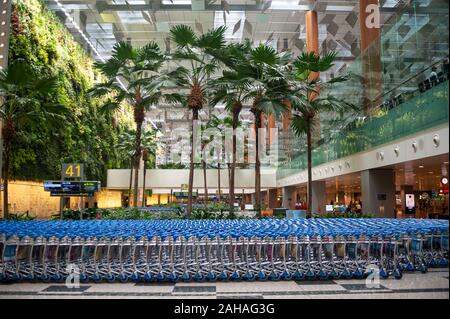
[44,181,101,196]
[405,193,416,214]
[61,163,84,179]
[173,191,197,199]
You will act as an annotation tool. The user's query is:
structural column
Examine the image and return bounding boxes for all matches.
[359,0,383,112]
[305,9,321,142]
[361,169,396,218]
[311,181,327,215]
[268,188,278,209]
[282,186,297,209]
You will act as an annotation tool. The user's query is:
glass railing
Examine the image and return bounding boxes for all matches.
[277,80,449,179]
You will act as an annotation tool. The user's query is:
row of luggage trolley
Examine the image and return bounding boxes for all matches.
[0,219,448,282]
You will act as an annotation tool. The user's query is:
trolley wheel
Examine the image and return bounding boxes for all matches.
[119,274,129,283]
[156,273,165,282]
[218,272,228,281]
[305,270,316,280]
[354,269,364,279]
[182,273,191,281]
[318,270,329,280]
[281,271,292,280]
[406,263,415,272]
[256,271,267,281]
[79,273,89,283]
[92,274,102,283]
[379,269,389,279]
[144,273,152,282]
[393,270,403,280]
[330,270,341,279]
[41,274,51,282]
[293,271,305,281]
[230,272,240,281]
[107,275,116,283]
[342,270,353,279]
[244,272,255,281]
[206,273,216,281]
[167,273,178,282]
[13,274,22,282]
[269,272,280,281]
[418,264,428,274]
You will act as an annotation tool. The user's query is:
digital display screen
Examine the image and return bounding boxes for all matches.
[405,193,416,214]
[44,181,100,196]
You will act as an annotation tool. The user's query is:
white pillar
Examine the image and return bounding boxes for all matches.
[361,169,396,218]
[311,181,327,215]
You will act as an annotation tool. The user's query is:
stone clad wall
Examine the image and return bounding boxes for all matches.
[1,180,123,219]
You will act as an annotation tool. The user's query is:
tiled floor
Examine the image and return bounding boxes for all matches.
[0,269,448,299]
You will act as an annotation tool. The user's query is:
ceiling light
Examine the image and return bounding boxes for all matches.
[419,165,424,168]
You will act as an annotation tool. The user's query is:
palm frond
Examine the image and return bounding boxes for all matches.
[251,44,278,65]
[195,25,226,49]
[111,41,137,62]
[291,114,309,137]
[170,24,197,47]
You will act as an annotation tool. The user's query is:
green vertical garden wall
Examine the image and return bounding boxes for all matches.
[7,0,132,183]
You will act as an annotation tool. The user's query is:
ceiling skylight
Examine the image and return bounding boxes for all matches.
[162,0,192,4]
[214,11,246,41]
[270,1,312,10]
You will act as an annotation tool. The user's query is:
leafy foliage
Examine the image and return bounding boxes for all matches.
[7,0,131,183]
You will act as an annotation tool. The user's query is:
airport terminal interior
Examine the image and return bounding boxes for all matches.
[0,0,448,300]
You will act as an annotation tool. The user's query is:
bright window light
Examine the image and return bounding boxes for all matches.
[383,0,400,8]
[117,11,148,24]
[162,0,192,4]
[214,11,246,41]
[270,1,311,10]
[326,5,354,11]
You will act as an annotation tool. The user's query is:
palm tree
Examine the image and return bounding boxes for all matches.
[242,44,292,217]
[169,25,226,217]
[208,41,253,213]
[117,127,156,207]
[288,52,354,217]
[0,60,65,218]
[90,41,182,207]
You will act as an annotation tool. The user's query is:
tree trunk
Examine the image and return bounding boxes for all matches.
[254,110,262,218]
[217,162,221,202]
[229,129,236,213]
[2,145,10,219]
[202,148,208,207]
[128,158,133,207]
[1,121,14,219]
[187,108,199,218]
[133,113,144,208]
[229,102,242,214]
[306,122,312,218]
[142,160,147,207]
